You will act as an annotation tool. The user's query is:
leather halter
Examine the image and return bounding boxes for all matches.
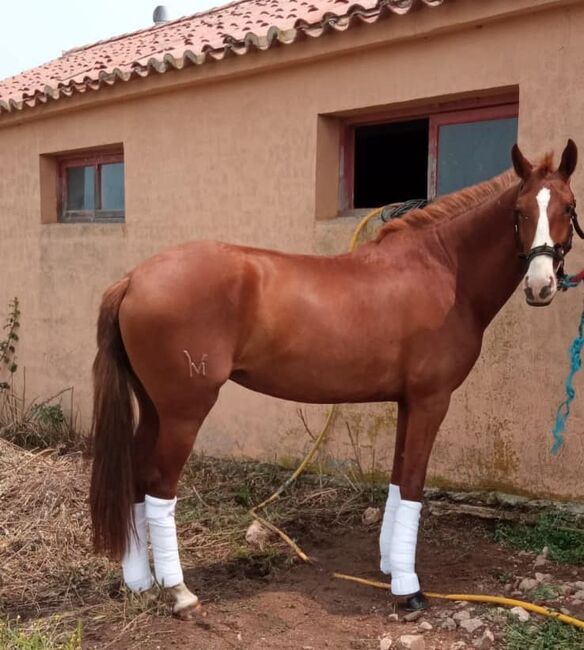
[514,197,584,279]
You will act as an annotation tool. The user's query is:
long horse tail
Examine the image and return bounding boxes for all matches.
[89,275,135,561]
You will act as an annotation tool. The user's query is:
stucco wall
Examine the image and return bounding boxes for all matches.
[1,0,584,500]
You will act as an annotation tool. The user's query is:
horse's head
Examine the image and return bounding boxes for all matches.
[512,139,580,306]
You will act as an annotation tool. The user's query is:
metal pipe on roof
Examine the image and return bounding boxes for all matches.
[153,6,170,25]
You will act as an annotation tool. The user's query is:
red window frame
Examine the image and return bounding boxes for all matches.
[59,151,125,223]
[340,98,518,211]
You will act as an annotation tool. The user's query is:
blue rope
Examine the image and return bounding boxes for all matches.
[552,273,584,454]
[559,274,584,290]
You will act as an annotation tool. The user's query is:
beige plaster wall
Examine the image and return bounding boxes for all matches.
[1,0,584,500]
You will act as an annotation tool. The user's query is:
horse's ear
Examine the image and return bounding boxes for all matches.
[511,144,533,180]
[558,138,578,180]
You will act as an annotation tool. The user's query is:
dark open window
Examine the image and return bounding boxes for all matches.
[354,119,429,208]
[59,152,125,222]
[342,101,518,210]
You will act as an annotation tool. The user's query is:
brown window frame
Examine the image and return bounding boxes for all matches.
[58,151,125,223]
[340,95,519,211]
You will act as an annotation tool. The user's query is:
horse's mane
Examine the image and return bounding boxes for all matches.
[374,159,554,242]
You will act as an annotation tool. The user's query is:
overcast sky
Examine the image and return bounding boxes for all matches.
[0,1,218,81]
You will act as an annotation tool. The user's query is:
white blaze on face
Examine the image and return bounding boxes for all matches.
[525,187,556,303]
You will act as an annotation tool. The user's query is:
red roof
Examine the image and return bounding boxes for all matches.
[0,0,444,115]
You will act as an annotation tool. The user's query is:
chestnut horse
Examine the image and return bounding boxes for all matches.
[90,141,579,618]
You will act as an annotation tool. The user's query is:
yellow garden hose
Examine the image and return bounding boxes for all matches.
[348,206,385,252]
[333,572,584,631]
[248,206,584,632]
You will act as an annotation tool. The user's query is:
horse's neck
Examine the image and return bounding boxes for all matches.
[444,183,524,327]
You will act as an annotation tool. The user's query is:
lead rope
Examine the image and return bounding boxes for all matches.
[552,271,584,453]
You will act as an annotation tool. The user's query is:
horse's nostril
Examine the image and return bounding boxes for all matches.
[540,284,553,300]
[524,286,535,301]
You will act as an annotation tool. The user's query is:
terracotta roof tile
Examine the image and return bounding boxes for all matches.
[0,0,444,115]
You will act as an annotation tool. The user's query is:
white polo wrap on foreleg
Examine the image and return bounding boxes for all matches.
[389,499,422,596]
[379,483,401,574]
[145,495,184,588]
[122,502,154,593]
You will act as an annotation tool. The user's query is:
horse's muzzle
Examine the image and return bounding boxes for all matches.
[524,280,556,306]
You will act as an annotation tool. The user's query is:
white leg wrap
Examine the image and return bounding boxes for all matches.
[389,499,422,596]
[379,483,401,574]
[145,495,184,588]
[122,502,155,593]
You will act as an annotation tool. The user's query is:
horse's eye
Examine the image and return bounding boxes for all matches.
[566,205,575,215]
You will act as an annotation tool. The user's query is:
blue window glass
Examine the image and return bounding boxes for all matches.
[437,117,518,196]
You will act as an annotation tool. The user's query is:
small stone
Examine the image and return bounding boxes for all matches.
[379,634,393,650]
[535,573,552,583]
[572,599,583,606]
[362,507,381,525]
[245,520,269,549]
[561,608,571,615]
[497,493,527,507]
[510,606,530,623]
[453,610,471,623]
[473,629,495,650]
[403,610,424,622]
[387,613,399,623]
[511,590,523,597]
[534,555,547,567]
[459,618,484,634]
[542,546,550,558]
[440,617,456,631]
[573,581,584,591]
[418,621,432,632]
[519,578,539,592]
[395,634,425,650]
[574,590,584,600]
[451,643,467,650]
[560,584,572,596]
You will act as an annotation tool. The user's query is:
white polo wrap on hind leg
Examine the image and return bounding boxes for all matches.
[145,495,184,588]
[379,483,401,574]
[389,499,422,596]
[122,502,155,593]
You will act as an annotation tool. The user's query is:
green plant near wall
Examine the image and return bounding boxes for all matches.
[0,298,80,451]
[0,297,20,389]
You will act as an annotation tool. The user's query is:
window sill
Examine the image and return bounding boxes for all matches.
[58,212,125,224]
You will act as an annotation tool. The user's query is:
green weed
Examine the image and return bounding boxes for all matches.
[495,512,584,564]
[0,618,81,650]
[505,617,584,650]
[529,584,562,602]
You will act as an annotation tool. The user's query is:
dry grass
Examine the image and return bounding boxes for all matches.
[0,440,383,646]
[0,440,113,619]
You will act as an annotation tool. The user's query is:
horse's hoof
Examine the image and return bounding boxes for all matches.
[174,601,207,624]
[140,586,159,604]
[404,591,429,611]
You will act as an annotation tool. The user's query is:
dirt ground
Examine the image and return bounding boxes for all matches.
[1,446,583,650]
[83,514,584,650]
